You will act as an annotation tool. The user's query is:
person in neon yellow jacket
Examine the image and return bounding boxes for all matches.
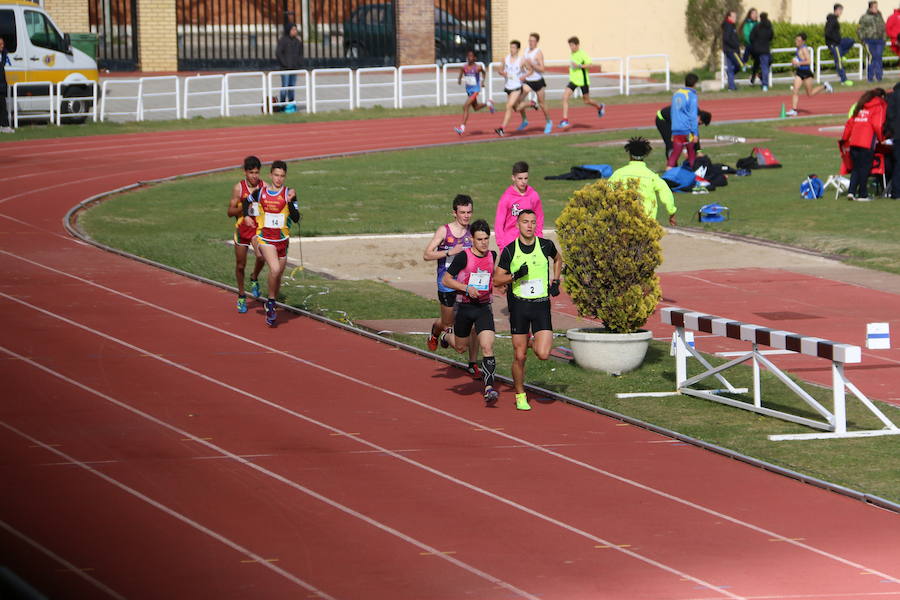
[608,137,678,226]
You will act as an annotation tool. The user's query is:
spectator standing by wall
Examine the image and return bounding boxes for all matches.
[858,1,886,82]
[0,37,11,133]
[840,87,886,201]
[740,8,760,84]
[722,11,742,91]
[276,23,303,105]
[826,4,856,87]
[750,12,773,91]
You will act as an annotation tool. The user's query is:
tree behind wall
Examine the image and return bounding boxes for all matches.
[685,0,744,69]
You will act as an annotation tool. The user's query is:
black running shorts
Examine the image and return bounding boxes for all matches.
[566,81,590,95]
[438,290,457,308]
[454,302,495,337]
[524,78,546,92]
[508,297,552,335]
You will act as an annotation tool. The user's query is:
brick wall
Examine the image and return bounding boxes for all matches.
[44,0,89,33]
[137,0,177,72]
[490,0,508,63]
[396,0,434,66]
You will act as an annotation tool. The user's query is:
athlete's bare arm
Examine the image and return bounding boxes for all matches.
[423,225,448,261]
[227,181,244,217]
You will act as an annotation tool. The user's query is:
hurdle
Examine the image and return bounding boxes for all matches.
[626,307,900,441]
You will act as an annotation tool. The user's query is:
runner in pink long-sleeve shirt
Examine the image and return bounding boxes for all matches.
[494,161,544,250]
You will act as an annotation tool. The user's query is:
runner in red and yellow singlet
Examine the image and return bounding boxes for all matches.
[245,160,300,327]
[227,155,266,314]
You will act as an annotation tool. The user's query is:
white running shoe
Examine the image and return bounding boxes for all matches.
[785,109,798,117]
[824,81,834,93]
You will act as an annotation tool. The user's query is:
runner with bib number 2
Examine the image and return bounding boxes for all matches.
[494,209,563,411]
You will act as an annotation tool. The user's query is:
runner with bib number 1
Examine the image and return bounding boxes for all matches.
[494,209,563,411]
[244,160,301,328]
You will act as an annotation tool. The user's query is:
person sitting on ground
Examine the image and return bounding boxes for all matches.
[840,87,887,202]
[609,137,677,226]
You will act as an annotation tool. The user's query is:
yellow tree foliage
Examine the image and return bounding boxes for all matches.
[555,179,663,333]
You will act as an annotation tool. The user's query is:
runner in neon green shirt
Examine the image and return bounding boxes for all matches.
[608,137,678,226]
[559,36,606,129]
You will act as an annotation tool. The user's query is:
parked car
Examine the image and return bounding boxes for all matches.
[343,3,488,65]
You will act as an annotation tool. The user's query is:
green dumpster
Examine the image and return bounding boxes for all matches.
[68,33,98,61]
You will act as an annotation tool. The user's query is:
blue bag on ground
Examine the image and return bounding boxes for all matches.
[800,175,824,199]
[698,203,729,222]
[662,166,696,192]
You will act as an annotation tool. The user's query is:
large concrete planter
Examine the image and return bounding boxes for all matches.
[565,328,653,375]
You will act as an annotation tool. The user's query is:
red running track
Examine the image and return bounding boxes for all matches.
[1,91,899,600]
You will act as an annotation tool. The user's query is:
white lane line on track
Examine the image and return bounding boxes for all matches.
[0,518,127,600]
[0,417,338,600]
[5,250,900,587]
[0,343,542,600]
[0,302,744,600]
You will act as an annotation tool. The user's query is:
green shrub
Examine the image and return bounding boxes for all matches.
[555,181,662,334]
[768,21,863,72]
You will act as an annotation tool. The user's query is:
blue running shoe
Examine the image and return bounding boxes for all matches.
[558,119,570,129]
[543,120,553,134]
[598,104,606,118]
[484,387,499,407]
[250,279,261,298]
[516,120,529,131]
[487,99,495,114]
[237,296,247,314]
[265,299,277,327]
[454,126,464,136]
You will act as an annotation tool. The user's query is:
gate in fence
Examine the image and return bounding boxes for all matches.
[88,0,139,71]
[434,0,490,65]
[176,0,402,71]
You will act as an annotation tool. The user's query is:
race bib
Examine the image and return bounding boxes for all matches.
[464,75,477,87]
[519,278,545,298]
[264,212,285,229]
[468,271,490,291]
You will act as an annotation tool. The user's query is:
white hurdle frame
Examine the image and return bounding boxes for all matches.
[13,82,54,127]
[183,74,225,118]
[628,307,900,441]
[310,68,353,113]
[55,81,97,124]
[355,66,397,109]
[625,54,669,95]
[266,70,310,114]
[398,64,440,108]
[223,71,266,117]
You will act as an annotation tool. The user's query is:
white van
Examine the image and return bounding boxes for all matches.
[1,0,99,122]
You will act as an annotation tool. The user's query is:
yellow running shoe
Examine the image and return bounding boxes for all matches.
[515,393,531,411]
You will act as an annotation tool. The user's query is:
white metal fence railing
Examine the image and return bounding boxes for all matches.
[224,71,266,117]
[137,75,180,121]
[267,70,310,114]
[19,53,670,126]
[625,54,670,94]
[815,43,864,82]
[311,68,353,113]
[184,74,225,118]
[398,64,440,108]
[13,82,54,128]
[56,81,97,125]
[356,66,398,109]
[100,78,140,121]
